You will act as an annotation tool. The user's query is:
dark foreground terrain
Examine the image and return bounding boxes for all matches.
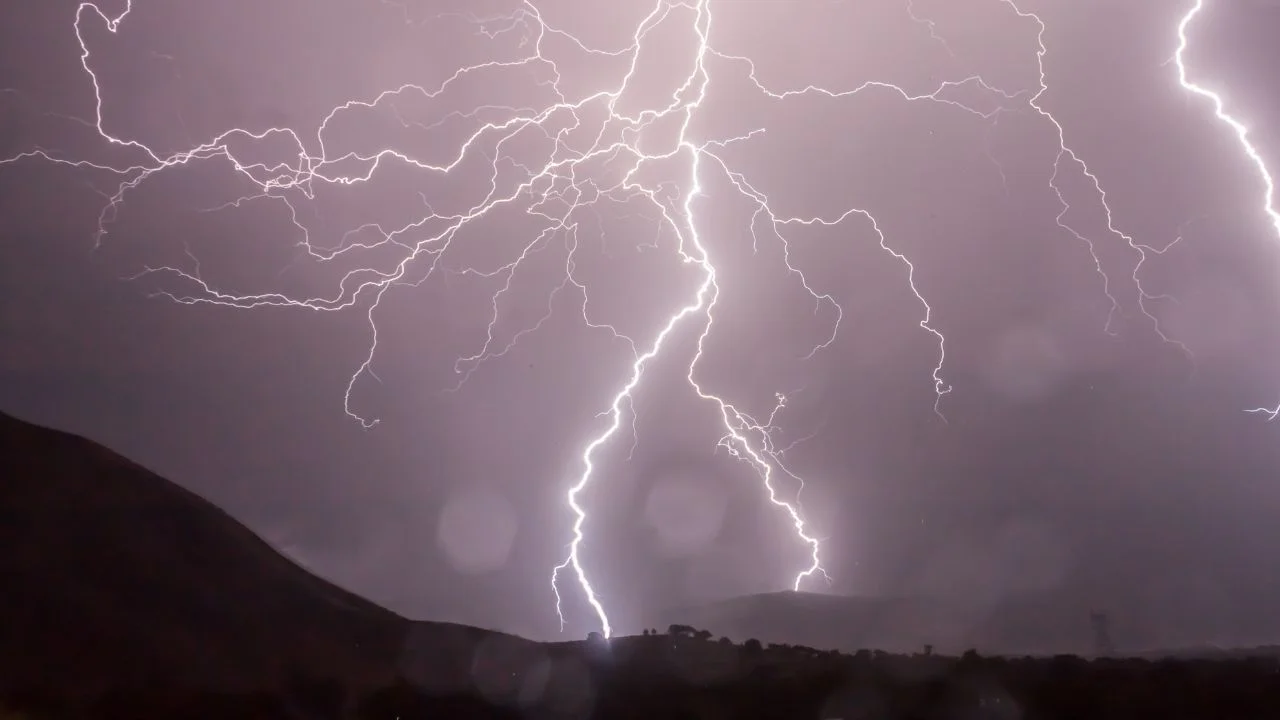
[6,642,1280,719]
[4,410,1280,719]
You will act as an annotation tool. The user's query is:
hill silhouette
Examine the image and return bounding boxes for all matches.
[0,410,531,696]
[6,411,1280,718]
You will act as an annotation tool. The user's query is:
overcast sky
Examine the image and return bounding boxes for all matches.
[4,0,1280,646]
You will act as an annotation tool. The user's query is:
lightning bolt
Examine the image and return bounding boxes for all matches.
[1001,0,1190,355]
[1,0,1251,639]
[1170,0,1280,419]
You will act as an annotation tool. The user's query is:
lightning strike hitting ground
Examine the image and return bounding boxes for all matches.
[0,0,1262,638]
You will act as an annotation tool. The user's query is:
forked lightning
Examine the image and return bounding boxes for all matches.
[1,0,1269,639]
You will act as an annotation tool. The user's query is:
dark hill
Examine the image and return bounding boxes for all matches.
[0,411,532,695]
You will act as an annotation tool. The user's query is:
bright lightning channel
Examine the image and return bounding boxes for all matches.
[1,0,1250,640]
[1170,1,1280,419]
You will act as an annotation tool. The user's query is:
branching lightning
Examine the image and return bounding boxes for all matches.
[2,0,1271,638]
[1001,0,1190,356]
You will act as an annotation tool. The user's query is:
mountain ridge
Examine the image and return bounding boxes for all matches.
[0,409,533,695]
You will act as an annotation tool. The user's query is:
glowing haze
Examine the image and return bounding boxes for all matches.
[2,0,1280,641]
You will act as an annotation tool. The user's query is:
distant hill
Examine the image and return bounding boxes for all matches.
[646,592,970,656]
[646,590,1161,657]
[650,586,1280,658]
[0,410,533,695]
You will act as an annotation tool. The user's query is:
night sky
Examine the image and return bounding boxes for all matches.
[4,0,1280,646]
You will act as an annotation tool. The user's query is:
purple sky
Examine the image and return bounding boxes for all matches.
[4,0,1280,646]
